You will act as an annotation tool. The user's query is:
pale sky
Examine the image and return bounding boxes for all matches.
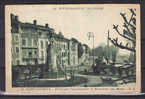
[7,5,136,54]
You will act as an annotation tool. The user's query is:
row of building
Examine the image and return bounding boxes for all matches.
[11,13,90,72]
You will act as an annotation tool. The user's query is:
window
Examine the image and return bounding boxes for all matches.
[28,39,32,46]
[16,47,19,53]
[32,39,34,46]
[34,51,37,54]
[63,52,66,57]
[22,39,26,46]
[15,35,18,41]
[22,50,26,57]
[41,41,43,48]
[41,51,44,59]
[64,44,65,49]
[73,56,75,64]
[62,52,63,57]
[35,59,38,64]
[34,39,37,46]
[16,60,20,65]
[65,52,67,56]
[28,52,32,57]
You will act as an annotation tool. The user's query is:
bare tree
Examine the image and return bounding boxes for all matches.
[108,9,136,53]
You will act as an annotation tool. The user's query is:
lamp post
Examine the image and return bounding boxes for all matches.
[107,30,110,64]
[87,32,95,66]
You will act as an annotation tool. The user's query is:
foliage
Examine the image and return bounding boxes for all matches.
[91,45,119,64]
[94,46,103,56]
[103,45,111,64]
[103,45,119,64]
[95,46,104,60]
[116,54,129,63]
[110,45,119,64]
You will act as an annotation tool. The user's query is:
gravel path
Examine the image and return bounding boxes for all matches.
[75,74,103,87]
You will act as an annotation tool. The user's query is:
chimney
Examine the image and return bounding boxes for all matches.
[10,14,14,19]
[33,20,37,25]
[45,24,48,28]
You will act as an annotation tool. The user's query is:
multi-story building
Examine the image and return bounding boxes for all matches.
[20,21,39,65]
[37,23,50,64]
[11,14,21,65]
[11,13,88,73]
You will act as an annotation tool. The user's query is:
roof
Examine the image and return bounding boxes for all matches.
[19,22,54,32]
[11,13,90,47]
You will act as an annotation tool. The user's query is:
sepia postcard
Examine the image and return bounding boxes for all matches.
[5,4,141,95]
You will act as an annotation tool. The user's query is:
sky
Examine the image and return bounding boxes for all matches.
[7,5,136,55]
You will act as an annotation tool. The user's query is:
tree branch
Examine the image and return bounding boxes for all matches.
[113,25,135,42]
[123,23,136,39]
[129,8,136,16]
[108,9,136,53]
[128,9,135,26]
[123,29,136,40]
[108,37,136,52]
[120,12,136,30]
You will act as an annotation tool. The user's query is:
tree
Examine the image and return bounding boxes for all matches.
[108,9,136,61]
[103,45,111,64]
[91,46,104,60]
[96,46,104,61]
[103,45,119,64]
[110,45,119,64]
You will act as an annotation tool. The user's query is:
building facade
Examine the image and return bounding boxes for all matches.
[11,13,89,73]
[68,40,79,66]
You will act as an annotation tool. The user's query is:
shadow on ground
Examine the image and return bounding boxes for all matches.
[12,76,88,87]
